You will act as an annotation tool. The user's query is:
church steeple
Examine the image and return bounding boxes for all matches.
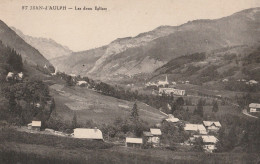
[165,75,168,83]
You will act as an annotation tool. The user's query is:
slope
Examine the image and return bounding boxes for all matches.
[49,83,166,125]
[0,20,52,67]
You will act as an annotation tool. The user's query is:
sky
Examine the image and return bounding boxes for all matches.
[0,0,259,51]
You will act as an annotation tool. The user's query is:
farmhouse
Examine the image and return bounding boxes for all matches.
[125,137,143,148]
[203,121,221,132]
[17,72,23,81]
[184,124,207,134]
[77,80,88,86]
[143,131,153,144]
[159,88,185,96]
[6,72,14,81]
[150,128,162,146]
[73,128,103,140]
[222,79,229,82]
[165,114,180,123]
[192,135,219,153]
[246,80,258,85]
[249,103,260,112]
[28,121,41,131]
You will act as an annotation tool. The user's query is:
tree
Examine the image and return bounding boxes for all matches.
[193,99,204,117]
[130,102,139,121]
[192,137,204,152]
[212,100,219,113]
[176,97,184,106]
[72,112,78,129]
[66,76,74,86]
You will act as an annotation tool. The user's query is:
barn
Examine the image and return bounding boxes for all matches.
[73,128,103,140]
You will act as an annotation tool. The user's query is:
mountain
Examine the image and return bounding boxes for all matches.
[153,45,260,84]
[12,27,73,60]
[0,20,52,67]
[52,8,260,81]
[50,46,107,75]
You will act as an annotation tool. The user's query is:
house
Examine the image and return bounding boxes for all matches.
[165,114,180,123]
[184,124,207,134]
[28,121,41,131]
[150,128,162,146]
[159,88,185,96]
[77,81,88,86]
[6,72,14,81]
[203,121,221,132]
[145,82,158,87]
[249,103,260,112]
[69,74,77,77]
[143,131,153,144]
[44,64,48,69]
[73,128,103,140]
[222,79,229,82]
[248,80,258,85]
[192,135,218,153]
[125,137,143,148]
[157,75,169,87]
[17,72,23,81]
[51,67,58,76]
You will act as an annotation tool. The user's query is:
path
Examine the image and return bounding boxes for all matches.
[242,109,258,119]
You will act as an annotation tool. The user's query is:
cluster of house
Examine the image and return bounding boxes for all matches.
[249,103,260,113]
[6,72,24,81]
[27,114,221,152]
[126,128,162,148]
[146,75,186,96]
[27,120,162,148]
[184,121,221,153]
[222,78,259,85]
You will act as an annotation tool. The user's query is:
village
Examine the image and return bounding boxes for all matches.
[24,115,221,153]
[5,70,260,154]
[22,99,260,153]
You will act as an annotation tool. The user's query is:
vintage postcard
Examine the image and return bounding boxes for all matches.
[0,0,259,163]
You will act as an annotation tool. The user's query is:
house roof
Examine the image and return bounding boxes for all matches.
[77,81,88,85]
[73,128,103,139]
[184,124,206,132]
[166,117,180,123]
[150,128,162,135]
[32,121,41,127]
[126,137,143,144]
[143,131,153,137]
[6,72,14,77]
[249,103,260,108]
[194,135,218,144]
[203,121,221,127]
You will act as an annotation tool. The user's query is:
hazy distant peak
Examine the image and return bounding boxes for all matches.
[11,27,73,60]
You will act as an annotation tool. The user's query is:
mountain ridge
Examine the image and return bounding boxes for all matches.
[12,27,73,60]
[51,7,260,81]
[0,20,52,68]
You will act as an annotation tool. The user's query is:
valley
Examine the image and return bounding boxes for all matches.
[0,7,259,164]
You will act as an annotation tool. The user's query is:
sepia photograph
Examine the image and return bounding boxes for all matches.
[0,0,259,163]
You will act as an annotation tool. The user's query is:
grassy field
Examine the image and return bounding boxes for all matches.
[1,136,259,164]
[49,84,166,126]
[0,128,113,150]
